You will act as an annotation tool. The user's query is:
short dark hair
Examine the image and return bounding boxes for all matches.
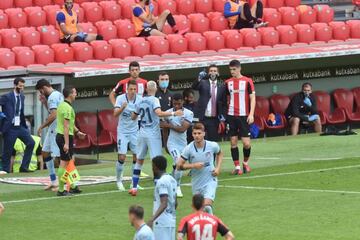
[158,71,169,78]
[35,79,51,90]
[229,59,241,68]
[152,155,167,171]
[208,64,218,72]
[128,79,137,87]
[192,194,204,211]
[183,89,194,99]
[302,82,312,89]
[129,205,144,219]
[172,93,183,101]
[193,122,205,132]
[14,77,25,86]
[63,85,75,98]
[129,61,140,70]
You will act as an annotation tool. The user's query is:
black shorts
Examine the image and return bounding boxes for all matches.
[60,35,71,44]
[227,115,251,138]
[138,24,158,37]
[56,134,74,161]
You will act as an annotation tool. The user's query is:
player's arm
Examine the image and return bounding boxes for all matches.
[217,219,235,240]
[63,119,70,153]
[37,109,57,136]
[155,108,183,118]
[148,194,168,227]
[168,120,191,133]
[177,218,188,240]
[177,156,204,170]
[113,98,127,117]
[247,92,256,124]
[56,13,75,36]
[212,150,223,177]
[76,23,83,33]
[224,231,235,240]
[73,126,86,139]
[109,91,117,106]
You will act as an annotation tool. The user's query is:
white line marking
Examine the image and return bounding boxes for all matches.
[300,157,341,161]
[223,157,281,160]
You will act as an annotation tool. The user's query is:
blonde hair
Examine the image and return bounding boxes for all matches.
[147,81,157,91]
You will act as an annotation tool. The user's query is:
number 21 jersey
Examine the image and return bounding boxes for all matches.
[135,95,161,137]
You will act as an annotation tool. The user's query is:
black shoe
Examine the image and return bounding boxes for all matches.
[57,191,72,197]
[69,186,82,194]
[19,168,34,173]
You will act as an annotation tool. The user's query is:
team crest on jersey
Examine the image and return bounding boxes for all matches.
[206,152,212,158]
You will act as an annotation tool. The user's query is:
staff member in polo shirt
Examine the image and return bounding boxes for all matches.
[56,86,86,197]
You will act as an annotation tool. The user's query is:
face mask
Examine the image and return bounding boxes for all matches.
[209,73,219,81]
[303,92,310,97]
[144,0,150,5]
[65,3,73,11]
[159,81,169,89]
[15,87,22,93]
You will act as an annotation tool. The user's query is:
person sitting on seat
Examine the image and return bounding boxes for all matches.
[56,0,103,43]
[132,0,188,37]
[224,0,267,29]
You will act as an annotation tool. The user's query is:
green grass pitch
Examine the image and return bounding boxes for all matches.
[1,132,360,240]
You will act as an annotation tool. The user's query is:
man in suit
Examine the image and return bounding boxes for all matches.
[0,77,35,173]
[192,65,225,141]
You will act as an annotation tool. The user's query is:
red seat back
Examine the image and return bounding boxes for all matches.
[352,87,360,111]
[270,94,290,114]
[255,96,270,117]
[76,112,98,139]
[333,88,354,113]
[98,109,118,138]
[313,90,331,114]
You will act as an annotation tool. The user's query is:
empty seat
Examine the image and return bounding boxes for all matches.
[347,20,360,38]
[294,24,315,43]
[284,0,300,7]
[0,48,15,68]
[263,8,282,27]
[95,21,117,41]
[333,88,360,123]
[185,33,206,52]
[5,8,27,28]
[258,27,279,46]
[109,39,131,59]
[311,23,332,42]
[98,109,118,143]
[240,28,261,47]
[167,34,188,54]
[74,134,92,150]
[0,0,14,10]
[33,0,51,7]
[0,10,8,29]
[52,43,74,63]
[329,21,350,40]
[38,26,60,45]
[0,29,21,48]
[188,13,209,33]
[24,7,46,27]
[267,0,284,9]
[278,7,299,26]
[90,40,112,60]
[276,25,297,44]
[313,91,346,125]
[176,0,195,15]
[296,5,317,25]
[78,22,98,34]
[195,0,213,14]
[43,5,61,26]
[157,0,177,14]
[32,45,55,65]
[313,5,334,23]
[114,19,136,39]
[269,94,290,125]
[118,0,135,19]
[128,37,150,57]
[18,27,41,47]
[13,47,35,67]
[173,15,191,32]
[99,1,121,21]
[352,87,360,111]
[71,42,94,62]
[147,36,170,55]
[203,31,225,50]
[207,12,228,31]
[212,0,226,12]
[255,96,285,130]
[81,2,103,23]
[15,0,32,9]
[222,30,243,49]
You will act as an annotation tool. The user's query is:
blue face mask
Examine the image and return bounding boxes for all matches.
[159,81,169,89]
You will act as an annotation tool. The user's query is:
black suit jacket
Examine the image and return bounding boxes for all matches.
[192,78,225,120]
[285,92,318,121]
[0,91,27,133]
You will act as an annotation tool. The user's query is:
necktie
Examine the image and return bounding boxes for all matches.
[211,82,216,117]
[15,95,20,116]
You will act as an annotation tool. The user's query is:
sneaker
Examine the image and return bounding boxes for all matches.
[130,182,144,190]
[140,171,149,177]
[128,188,138,196]
[69,186,82,194]
[176,186,183,198]
[243,163,251,174]
[117,181,126,192]
[231,168,243,175]
[57,191,72,197]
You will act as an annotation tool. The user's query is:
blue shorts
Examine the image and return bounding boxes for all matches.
[137,136,162,160]
[192,178,218,201]
[117,132,137,155]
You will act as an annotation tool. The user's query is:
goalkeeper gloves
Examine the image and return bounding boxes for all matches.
[303,97,312,107]
[0,112,6,119]
[198,69,207,81]
[308,114,319,122]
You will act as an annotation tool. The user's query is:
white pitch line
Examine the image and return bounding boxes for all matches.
[300,157,341,161]
[223,157,281,160]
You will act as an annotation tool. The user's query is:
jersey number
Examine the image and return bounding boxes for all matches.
[192,224,214,240]
[139,107,153,123]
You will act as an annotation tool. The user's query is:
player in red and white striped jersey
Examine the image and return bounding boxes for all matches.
[177,194,234,240]
[222,59,256,175]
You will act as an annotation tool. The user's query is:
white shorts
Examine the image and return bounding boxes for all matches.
[137,136,162,160]
[117,132,137,155]
[42,129,60,157]
[192,178,218,201]
[153,226,175,240]
[167,145,182,165]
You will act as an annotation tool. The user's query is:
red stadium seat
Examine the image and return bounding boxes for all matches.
[78,22,97,35]
[76,112,113,147]
[329,21,350,40]
[188,13,209,33]
[147,36,170,55]
[33,0,51,7]
[161,53,179,57]
[269,94,290,125]
[176,0,195,15]
[0,48,15,69]
[24,7,46,27]
[173,15,191,32]
[263,8,282,27]
[90,40,112,60]
[284,0,300,7]
[195,0,213,14]
[98,109,118,143]
[27,64,45,69]
[71,42,94,62]
[128,37,150,57]
[114,19,136,39]
[255,45,272,50]
[267,0,284,9]
[240,28,261,47]
[13,47,35,67]
[333,89,360,123]
[43,5,61,26]
[0,29,21,48]
[74,134,92,150]
[5,8,27,28]
[118,0,135,19]
[248,0,267,7]
[157,0,177,14]
[51,43,74,63]
[278,7,299,26]
[95,21,117,41]
[15,0,32,9]
[296,5,317,25]
[313,91,346,125]
[38,26,60,45]
[347,20,360,38]
[218,48,235,52]
[47,62,64,67]
[311,23,332,42]
[273,43,290,48]
[18,27,41,47]
[258,27,279,46]
[32,45,55,65]
[212,0,226,12]
[99,1,121,21]
[313,5,334,23]
[352,87,360,111]
[109,39,131,59]
[0,0,14,10]
[181,51,198,56]
[255,96,285,130]
[81,2,103,23]
[294,24,315,43]
[207,12,228,31]
[203,31,225,50]
[185,33,206,52]
[0,10,9,29]
[167,34,188,54]
[222,30,243,49]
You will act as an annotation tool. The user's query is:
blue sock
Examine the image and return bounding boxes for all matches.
[204,205,213,215]
[116,160,124,182]
[174,169,183,187]
[45,157,56,185]
[132,163,142,189]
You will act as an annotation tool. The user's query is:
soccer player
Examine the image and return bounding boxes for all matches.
[129,81,183,196]
[56,86,86,196]
[129,205,155,240]
[178,194,235,240]
[0,202,4,216]
[35,79,64,191]
[113,80,142,191]
[161,93,194,197]
[221,59,256,175]
[109,61,147,106]
[177,123,223,215]
[148,156,177,240]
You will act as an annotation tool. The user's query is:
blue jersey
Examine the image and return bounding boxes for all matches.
[115,94,142,134]
[134,224,155,240]
[47,90,63,132]
[153,174,177,228]
[181,141,221,188]
[135,95,161,137]
[165,107,193,150]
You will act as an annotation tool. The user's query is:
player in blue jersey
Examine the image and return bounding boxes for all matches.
[161,93,193,198]
[129,81,183,196]
[35,79,64,191]
[177,122,223,215]
[129,205,155,240]
[148,155,177,240]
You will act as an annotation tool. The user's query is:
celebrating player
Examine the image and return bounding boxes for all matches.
[178,194,235,240]
[177,123,223,215]
[56,86,86,196]
[221,59,256,175]
[161,93,194,198]
[129,205,155,240]
[114,80,142,191]
[129,81,183,196]
[148,156,177,240]
[35,79,64,191]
